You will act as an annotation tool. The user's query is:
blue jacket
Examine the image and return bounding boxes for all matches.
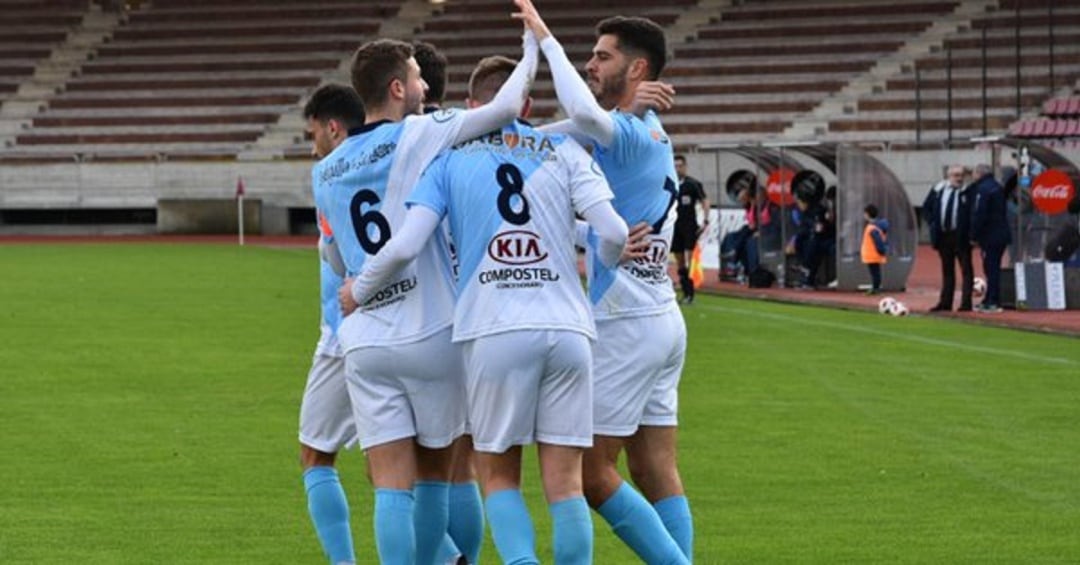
[871,218,890,255]
[970,173,1012,249]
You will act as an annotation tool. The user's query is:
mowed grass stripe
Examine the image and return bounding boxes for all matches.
[1,244,1078,563]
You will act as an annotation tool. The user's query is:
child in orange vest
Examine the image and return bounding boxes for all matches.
[861,204,889,294]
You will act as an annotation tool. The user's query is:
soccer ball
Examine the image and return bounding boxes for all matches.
[973,277,987,297]
[889,301,910,316]
[878,297,897,314]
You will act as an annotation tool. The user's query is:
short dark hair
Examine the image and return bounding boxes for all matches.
[302,83,365,129]
[412,40,448,105]
[350,39,413,108]
[468,55,517,104]
[596,16,667,80]
[674,154,687,164]
[864,204,879,218]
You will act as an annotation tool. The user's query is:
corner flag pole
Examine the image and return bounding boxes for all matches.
[236,176,246,246]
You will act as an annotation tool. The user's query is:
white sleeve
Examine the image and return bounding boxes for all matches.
[350,206,442,304]
[319,237,346,277]
[573,219,589,249]
[537,119,594,147]
[540,35,615,148]
[581,201,628,269]
[452,30,539,144]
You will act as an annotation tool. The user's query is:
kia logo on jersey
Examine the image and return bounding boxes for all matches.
[488,230,548,265]
[1031,169,1076,215]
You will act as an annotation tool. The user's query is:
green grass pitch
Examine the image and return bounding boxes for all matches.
[2,243,1079,563]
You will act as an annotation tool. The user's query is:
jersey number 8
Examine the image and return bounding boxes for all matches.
[496,163,530,225]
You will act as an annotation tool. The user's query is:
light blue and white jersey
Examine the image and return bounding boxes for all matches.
[409,121,613,342]
[586,109,678,319]
[312,111,469,352]
[312,210,344,356]
[315,252,345,356]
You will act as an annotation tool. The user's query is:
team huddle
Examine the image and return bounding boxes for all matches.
[297,1,692,563]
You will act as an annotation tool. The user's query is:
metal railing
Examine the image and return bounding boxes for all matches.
[912,2,1062,144]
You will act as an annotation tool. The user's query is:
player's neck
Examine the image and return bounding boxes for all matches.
[364,102,405,124]
[612,83,642,114]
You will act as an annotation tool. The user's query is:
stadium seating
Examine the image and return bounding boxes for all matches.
[0,0,91,154]
[665,0,964,145]
[3,0,1079,161]
[3,0,402,162]
[415,0,693,125]
[830,1,1080,145]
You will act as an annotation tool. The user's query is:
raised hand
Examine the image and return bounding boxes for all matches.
[512,0,552,41]
[629,81,675,116]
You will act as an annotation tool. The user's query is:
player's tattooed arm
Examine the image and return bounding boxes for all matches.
[620,221,652,264]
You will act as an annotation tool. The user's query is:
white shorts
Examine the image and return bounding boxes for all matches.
[593,306,686,436]
[298,353,358,454]
[463,330,593,453]
[345,327,467,450]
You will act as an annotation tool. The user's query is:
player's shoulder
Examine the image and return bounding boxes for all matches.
[612,109,671,147]
[406,108,462,129]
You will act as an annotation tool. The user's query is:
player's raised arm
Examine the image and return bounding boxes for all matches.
[340,205,442,315]
[451,27,539,144]
[514,0,615,147]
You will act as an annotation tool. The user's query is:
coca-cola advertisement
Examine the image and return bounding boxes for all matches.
[765,168,796,206]
[1031,169,1076,215]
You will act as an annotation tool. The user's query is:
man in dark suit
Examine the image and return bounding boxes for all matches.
[922,164,975,312]
[970,164,1011,313]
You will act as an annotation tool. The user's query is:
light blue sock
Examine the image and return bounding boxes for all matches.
[655,495,693,562]
[433,535,461,565]
[374,488,415,565]
[449,481,484,564]
[485,489,539,565]
[597,482,688,565]
[414,481,453,565]
[550,497,593,565]
[302,466,355,565]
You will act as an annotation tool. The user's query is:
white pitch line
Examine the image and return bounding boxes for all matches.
[700,303,1080,367]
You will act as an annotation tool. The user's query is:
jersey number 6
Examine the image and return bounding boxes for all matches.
[349,189,391,255]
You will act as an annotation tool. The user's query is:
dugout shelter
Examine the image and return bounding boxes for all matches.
[700,142,917,292]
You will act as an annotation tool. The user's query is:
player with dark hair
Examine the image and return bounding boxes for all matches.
[316,29,537,564]
[516,1,693,563]
[298,82,365,565]
[412,38,485,565]
[346,52,629,565]
[413,40,449,110]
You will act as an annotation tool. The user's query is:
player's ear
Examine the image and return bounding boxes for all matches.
[326,119,341,139]
[388,77,405,102]
[628,57,649,82]
[465,97,480,110]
